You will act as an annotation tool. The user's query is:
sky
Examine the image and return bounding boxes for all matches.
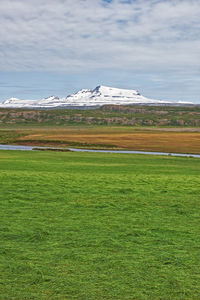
[0,0,200,103]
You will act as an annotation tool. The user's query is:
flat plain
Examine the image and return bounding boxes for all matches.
[0,150,200,299]
[1,126,200,154]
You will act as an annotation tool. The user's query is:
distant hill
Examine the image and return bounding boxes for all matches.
[0,105,200,127]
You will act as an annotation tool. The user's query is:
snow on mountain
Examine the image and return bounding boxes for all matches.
[65,85,169,106]
[0,85,173,108]
[177,100,193,104]
[2,97,39,107]
[1,96,63,108]
[37,96,60,105]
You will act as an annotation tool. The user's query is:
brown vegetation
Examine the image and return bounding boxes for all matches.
[11,127,200,154]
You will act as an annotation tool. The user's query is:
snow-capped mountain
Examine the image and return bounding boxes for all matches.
[0,85,176,108]
[65,85,169,105]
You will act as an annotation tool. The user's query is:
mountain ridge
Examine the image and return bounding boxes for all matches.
[0,85,193,108]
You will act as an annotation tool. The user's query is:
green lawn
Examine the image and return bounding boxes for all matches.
[0,150,200,299]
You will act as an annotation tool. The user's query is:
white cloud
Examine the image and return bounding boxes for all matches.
[0,0,199,74]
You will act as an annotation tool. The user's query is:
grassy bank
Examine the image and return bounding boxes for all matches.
[0,150,200,299]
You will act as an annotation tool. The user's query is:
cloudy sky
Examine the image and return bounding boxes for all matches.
[0,0,200,102]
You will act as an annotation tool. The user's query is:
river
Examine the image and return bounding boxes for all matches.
[0,144,200,158]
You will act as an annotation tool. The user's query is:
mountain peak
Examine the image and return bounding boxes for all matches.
[3,97,20,104]
[0,85,173,108]
[44,96,59,100]
[92,85,140,96]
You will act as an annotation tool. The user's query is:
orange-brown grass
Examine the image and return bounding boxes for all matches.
[13,127,200,154]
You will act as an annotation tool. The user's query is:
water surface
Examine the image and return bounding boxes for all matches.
[0,144,200,158]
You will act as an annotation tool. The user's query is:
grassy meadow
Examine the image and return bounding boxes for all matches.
[0,150,200,299]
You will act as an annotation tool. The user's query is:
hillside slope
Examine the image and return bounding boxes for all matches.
[0,105,200,127]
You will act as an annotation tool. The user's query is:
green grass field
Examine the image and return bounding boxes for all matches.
[0,150,200,299]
